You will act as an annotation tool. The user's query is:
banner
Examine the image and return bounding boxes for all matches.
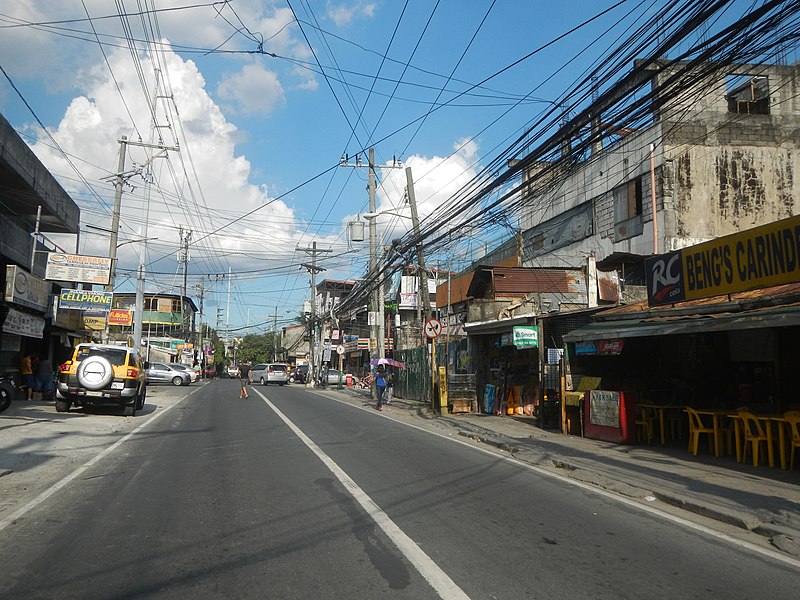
[512,326,538,348]
[108,308,133,326]
[5,265,51,311]
[645,214,800,306]
[59,289,113,311]
[45,253,112,285]
[2,307,45,338]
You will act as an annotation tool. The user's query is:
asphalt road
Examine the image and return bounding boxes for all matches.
[1,380,799,599]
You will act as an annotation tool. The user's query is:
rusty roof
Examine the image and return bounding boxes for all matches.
[597,282,800,320]
[467,266,583,299]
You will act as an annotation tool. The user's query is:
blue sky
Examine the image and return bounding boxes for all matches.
[0,1,779,334]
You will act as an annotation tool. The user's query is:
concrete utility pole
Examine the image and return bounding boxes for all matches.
[405,166,438,409]
[106,137,128,292]
[273,305,279,361]
[406,167,432,340]
[339,149,404,363]
[194,280,205,373]
[298,241,331,386]
[178,227,192,339]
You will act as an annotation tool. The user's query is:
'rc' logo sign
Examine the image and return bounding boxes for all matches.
[644,250,685,306]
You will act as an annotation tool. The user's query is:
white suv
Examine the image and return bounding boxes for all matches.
[251,363,289,386]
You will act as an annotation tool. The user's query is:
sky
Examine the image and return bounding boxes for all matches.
[0,0,788,335]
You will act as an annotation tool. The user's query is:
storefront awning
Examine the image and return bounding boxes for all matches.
[563,303,800,343]
[463,313,537,335]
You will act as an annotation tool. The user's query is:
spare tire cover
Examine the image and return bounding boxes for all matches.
[76,355,115,390]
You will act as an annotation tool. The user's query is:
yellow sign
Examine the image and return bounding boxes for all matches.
[108,309,133,326]
[646,214,800,305]
[83,315,107,330]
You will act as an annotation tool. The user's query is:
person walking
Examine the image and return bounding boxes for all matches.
[35,356,55,400]
[385,368,393,405]
[374,366,387,411]
[21,353,36,400]
[237,363,252,398]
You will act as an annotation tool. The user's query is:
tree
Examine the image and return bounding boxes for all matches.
[235,334,274,364]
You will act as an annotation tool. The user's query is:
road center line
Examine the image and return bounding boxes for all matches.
[253,388,471,600]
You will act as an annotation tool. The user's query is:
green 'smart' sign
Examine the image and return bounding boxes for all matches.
[513,326,538,348]
[644,214,800,306]
[59,289,113,311]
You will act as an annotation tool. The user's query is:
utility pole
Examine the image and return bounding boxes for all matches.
[273,305,279,361]
[406,166,437,409]
[106,137,128,292]
[194,280,205,374]
[226,265,232,344]
[298,241,331,387]
[339,149,402,363]
[178,227,192,340]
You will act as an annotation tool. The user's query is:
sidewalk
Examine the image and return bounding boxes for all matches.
[326,384,800,559]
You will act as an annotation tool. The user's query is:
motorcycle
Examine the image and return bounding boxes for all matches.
[0,373,17,413]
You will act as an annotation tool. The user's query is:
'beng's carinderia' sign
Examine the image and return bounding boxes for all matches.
[644,214,800,307]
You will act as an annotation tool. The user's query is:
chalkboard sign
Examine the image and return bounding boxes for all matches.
[589,390,620,427]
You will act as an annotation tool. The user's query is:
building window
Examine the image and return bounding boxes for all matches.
[613,177,642,223]
[613,177,643,241]
[726,74,770,115]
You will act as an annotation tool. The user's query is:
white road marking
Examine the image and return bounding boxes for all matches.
[252,388,471,600]
[316,391,800,571]
[0,388,201,534]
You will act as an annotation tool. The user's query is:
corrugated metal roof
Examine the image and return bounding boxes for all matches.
[597,282,800,319]
[468,266,582,299]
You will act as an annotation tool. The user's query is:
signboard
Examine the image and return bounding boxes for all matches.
[45,253,112,285]
[83,314,107,330]
[424,318,442,339]
[588,389,620,428]
[4,265,51,311]
[512,326,538,348]
[645,214,800,306]
[2,307,45,338]
[59,289,113,311]
[575,339,625,356]
[108,308,133,326]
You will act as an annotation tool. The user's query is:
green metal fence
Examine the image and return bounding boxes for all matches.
[395,346,430,402]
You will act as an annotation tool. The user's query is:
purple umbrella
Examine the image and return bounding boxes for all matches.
[370,358,406,368]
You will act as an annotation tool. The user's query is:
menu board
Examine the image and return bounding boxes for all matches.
[589,389,620,427]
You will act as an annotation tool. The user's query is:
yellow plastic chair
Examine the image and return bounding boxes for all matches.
[685,407,715,456]
[635,405,656,444]
[739,411,769,467]
[785,416,800,470]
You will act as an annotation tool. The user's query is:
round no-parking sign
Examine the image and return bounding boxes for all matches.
[424,318,442,339]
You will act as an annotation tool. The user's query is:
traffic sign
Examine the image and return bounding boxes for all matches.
[336,345,345,355]
[424,318,442,339]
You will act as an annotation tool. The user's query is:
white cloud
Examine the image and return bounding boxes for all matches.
[340,148,481,248]
[326,1,377,27]
[26,43,302,276]
[216,63,285,116]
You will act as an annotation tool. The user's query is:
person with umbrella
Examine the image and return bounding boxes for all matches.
[374,365,388,411]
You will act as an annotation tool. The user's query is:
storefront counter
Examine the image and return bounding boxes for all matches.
[584,389,636,443]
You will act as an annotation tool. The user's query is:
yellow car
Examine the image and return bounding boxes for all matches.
[56,343,147,416]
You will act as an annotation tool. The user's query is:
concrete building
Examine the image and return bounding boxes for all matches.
[0,112,81,374]
[520,61,800,293]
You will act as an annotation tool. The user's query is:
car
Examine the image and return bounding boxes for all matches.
[227,365,239,378]
[251,363,289,385]
[289,364,309,384]
[169,363,198,383]
[56,343,147,416]
[322,369,348,385]
[204,364,217,378]
[147,362,192,386]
